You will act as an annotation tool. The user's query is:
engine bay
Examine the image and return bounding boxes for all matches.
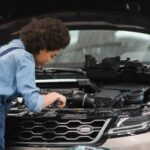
[10,80,150,114]
[40,84,147,109]
[9,54,150,113]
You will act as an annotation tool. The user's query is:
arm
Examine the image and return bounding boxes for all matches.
[16,54,66,112]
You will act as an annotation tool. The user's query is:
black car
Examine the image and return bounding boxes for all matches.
[1,0,150,150]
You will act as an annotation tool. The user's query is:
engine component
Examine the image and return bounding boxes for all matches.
[94,89,121,107]
[144,88,150,103]
[68,91,95,108]
[124,89,144,104]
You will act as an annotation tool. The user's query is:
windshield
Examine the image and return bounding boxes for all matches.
[50,30,150,66]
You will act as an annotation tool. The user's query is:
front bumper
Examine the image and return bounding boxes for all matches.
[103,132,150,150]
[6,132,150,150]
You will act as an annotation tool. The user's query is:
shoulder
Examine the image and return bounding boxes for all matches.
[15,48,34,61]
[0,39,35,66]
[9,39,35,63]
[14,50,35,69]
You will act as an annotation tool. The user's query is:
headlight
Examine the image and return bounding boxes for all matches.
[108,114,150,137]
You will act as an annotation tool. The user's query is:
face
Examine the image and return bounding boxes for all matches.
[35,49,59,66]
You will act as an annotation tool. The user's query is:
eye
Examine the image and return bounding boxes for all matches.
[51,54,57,58]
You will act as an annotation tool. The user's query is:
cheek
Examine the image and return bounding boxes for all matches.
[46,54,52,62]
[45,54,50,60]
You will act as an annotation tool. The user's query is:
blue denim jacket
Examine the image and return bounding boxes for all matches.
[0,39,44,112]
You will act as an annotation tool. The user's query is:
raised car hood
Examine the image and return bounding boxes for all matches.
[0,0,149,21]
[0,0,150,44]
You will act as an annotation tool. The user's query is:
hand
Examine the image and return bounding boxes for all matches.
[44,92,66,109]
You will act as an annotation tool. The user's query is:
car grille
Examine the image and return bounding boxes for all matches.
[5,115,111,147]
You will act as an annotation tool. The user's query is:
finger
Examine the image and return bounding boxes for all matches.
[57,102,66,109]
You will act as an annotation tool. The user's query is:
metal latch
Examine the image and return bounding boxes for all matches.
[125,2,141,13]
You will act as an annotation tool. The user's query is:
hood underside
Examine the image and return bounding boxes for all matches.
[0,0,150,45]
[0,0,149,20]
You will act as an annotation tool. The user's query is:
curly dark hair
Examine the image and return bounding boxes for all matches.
[20,17,70,55]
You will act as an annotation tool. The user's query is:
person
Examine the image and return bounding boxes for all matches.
[0,17,70,150]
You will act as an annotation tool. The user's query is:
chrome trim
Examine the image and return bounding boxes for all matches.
[36,79,89,83]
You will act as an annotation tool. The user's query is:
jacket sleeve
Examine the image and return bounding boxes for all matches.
[16,54,44,112]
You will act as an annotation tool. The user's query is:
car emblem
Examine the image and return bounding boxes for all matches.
[77,125,93,135]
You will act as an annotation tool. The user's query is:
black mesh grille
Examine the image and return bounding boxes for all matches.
[5,116,110,146]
